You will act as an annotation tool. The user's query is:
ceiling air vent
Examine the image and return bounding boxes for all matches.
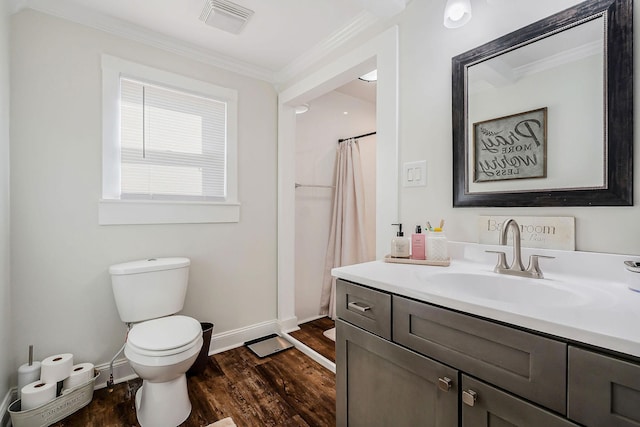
[199,0,254,34]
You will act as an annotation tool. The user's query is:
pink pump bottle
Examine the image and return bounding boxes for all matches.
[411,225,426,260]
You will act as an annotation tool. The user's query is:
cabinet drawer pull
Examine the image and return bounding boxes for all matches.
[348,301,371,312]
[438,377,452,392]
[462,390,477,407]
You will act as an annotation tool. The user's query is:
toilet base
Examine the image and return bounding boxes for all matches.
[135,375,192,427]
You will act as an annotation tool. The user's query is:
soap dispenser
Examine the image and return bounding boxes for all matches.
[391,223,410,258]
[411,225,426,260]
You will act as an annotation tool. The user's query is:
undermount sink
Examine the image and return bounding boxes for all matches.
[418,271,591,308]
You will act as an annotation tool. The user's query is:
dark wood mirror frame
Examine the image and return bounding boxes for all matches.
[452,0,633,207]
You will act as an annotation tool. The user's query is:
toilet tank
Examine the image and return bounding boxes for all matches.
[109,257,191,323]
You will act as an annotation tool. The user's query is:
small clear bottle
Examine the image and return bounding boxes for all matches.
[427,227,449,262]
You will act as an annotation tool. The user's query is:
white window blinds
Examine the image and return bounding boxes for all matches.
[120,78,227,201]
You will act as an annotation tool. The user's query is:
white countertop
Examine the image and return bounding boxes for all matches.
[332,242,640,359]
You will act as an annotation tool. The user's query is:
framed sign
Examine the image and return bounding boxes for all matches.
[478,215,575,250]
[473,107,547,182]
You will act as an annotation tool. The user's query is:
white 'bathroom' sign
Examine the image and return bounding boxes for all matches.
[478,216,575,250]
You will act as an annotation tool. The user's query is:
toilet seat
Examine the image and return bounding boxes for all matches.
[127,315,202,357]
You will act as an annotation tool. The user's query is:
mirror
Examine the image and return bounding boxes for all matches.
[452,0,633,207]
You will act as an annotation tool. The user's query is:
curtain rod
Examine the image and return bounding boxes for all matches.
[295,183,335,189]
[338,131,377,143]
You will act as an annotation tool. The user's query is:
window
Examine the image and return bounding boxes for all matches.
[100,55,239,224]
[120,78,227,200]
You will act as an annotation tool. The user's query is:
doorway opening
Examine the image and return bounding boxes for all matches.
[277,27,399,371]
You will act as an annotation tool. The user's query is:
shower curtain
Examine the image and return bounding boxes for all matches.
[320,139,369,318]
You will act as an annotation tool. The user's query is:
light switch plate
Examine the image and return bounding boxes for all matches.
[403,160,427,187]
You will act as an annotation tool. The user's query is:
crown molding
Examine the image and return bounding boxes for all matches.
[14,0,276,82]
[274,11,381,85]
[513,40,601,80]
[12,0,401,87]
[8,0,27,15]
[357,0,408,18]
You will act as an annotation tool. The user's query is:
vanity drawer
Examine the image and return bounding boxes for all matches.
[568,346,640,427]
[337,279,391,339]
[393,296,567,414]
[462,375,579,427]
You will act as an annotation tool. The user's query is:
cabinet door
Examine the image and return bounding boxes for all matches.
[336,319,458,427]
[568,346,640,427]
[461,376,579,427]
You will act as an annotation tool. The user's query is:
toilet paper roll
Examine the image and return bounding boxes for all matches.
[62,363,94,391]
[40,353,73,384]
[21,381,56,411]
[17,361,41,400]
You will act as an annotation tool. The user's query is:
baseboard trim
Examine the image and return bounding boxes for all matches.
[296,314,326,325]
[94,319,282,388]
[94,358,137,390]
[210,319,280,354]
[277,316,299,334]
[1,388,16,427]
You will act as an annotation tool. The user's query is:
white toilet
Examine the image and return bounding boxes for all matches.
[109,257,203,427]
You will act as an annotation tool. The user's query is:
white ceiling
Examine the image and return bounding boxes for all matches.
[469,16,603,91]
[11,0,409,82]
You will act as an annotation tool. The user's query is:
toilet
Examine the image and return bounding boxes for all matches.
[109,257,203,427]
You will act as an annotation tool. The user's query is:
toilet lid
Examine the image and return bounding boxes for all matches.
[128,315,201,351]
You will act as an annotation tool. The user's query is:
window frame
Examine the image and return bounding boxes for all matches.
[100,55,239,225]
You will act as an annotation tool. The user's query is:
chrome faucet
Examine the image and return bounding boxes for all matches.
[487,219,553,279]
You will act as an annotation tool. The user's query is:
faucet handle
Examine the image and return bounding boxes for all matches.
[526,254,555,279]
[486,250,508,270]
[529,254,555,261]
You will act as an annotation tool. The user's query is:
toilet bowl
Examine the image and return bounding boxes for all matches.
[125,315,203,427]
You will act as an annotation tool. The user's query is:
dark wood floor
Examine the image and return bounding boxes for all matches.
[289,317,336,363]
[51,344,335,427]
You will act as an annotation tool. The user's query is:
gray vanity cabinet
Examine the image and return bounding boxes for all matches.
[568,346,640,426]
[336,278,640,427]
[461,376,579,427]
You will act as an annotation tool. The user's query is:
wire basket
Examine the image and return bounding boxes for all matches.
[8,371,99,427]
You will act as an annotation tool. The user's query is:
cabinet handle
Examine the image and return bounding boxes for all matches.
[462,390,477,407]
[348,301,371,312]
[438,377,452,392]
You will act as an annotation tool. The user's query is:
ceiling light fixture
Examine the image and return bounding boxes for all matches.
[295,104,310,115]
[358,70,378,82]
[443,0,472,29]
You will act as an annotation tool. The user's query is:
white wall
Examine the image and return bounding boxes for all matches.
[9,9,278,381]
[397,0,640,255]
[0,0,12,409]
[294,90,376,322]
[285,0,640,255]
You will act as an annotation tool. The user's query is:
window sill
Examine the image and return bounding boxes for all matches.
[99,199,240,225]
